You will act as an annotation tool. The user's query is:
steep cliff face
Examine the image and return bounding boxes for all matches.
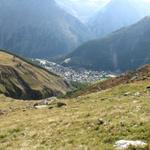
[0,50,70,100]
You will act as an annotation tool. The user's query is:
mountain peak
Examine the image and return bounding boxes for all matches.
[89,0,150,38]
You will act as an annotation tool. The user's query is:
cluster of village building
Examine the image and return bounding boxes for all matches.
[34,59,115,83]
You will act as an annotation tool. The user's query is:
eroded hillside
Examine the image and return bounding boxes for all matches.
[0,50,69,100]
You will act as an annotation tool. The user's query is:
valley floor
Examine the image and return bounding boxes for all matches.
[0,81,150,150]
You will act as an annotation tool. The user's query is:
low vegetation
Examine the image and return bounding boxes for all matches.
[0,80,150,149]
[63,81,90,98]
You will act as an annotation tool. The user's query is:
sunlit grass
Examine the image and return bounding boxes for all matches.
[0,81,150,149]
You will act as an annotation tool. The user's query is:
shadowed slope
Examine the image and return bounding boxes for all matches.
[0,50,69,100]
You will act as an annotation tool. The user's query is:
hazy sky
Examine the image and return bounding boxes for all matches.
[66,0,111,8]
[56,0,111,22]
[56,0,150,22]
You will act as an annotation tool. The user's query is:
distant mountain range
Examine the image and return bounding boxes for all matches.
[89,0,150,38]
[1,0,150,68]
[62,17,150,72]
[0,0,91,58]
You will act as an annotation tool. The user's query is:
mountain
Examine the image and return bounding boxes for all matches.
[0,0,91,58]
[0,50,69,100]
[62,17,150,72]
[55,0,110,23]
[89,0,150,37]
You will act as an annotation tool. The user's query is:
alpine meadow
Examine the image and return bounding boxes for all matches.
[1,0,150,150]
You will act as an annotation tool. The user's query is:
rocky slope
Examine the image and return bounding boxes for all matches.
[63,17,150,72]
[68,64,150,97]
[0,0,91,58]
[0,50,69,100]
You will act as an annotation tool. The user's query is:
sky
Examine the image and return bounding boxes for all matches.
[56,0,111,22]
[68,0,110,7]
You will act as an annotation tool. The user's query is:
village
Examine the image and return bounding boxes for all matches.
[34,59,115,83]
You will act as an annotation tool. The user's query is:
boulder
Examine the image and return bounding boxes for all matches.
[114,140,148,150]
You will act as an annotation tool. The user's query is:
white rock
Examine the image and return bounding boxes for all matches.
[134,92,140,96]
[48,96,57,101]
[35,105,48,109]
[114,140,147,150]
[124,92,130,96]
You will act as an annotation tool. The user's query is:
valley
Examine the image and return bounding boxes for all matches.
[1,0,150,149]
[33,59,115,83]
[1,49,150,149]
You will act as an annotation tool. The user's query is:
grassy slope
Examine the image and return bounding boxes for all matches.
[0,80,150,150]
[0,49,58,76]
[0,50,69,99]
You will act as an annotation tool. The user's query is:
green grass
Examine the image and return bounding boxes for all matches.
[0,81,150,149]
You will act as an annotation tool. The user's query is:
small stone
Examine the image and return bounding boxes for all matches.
[146,86,150,91]
[0,109,5,115]
[47,97,57,101]
[120,121,125,127]
[130,76,137,81]
[96,119,104,125]
[33,103,39,107]
[56,102,66,108]
[134,92,140,96]
[48,106,53,109]
[124,92,131,96]
[34,105,48,109]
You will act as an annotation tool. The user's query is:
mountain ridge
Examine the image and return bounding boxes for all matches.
[62,16,150,72]
[0,0,91,58]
